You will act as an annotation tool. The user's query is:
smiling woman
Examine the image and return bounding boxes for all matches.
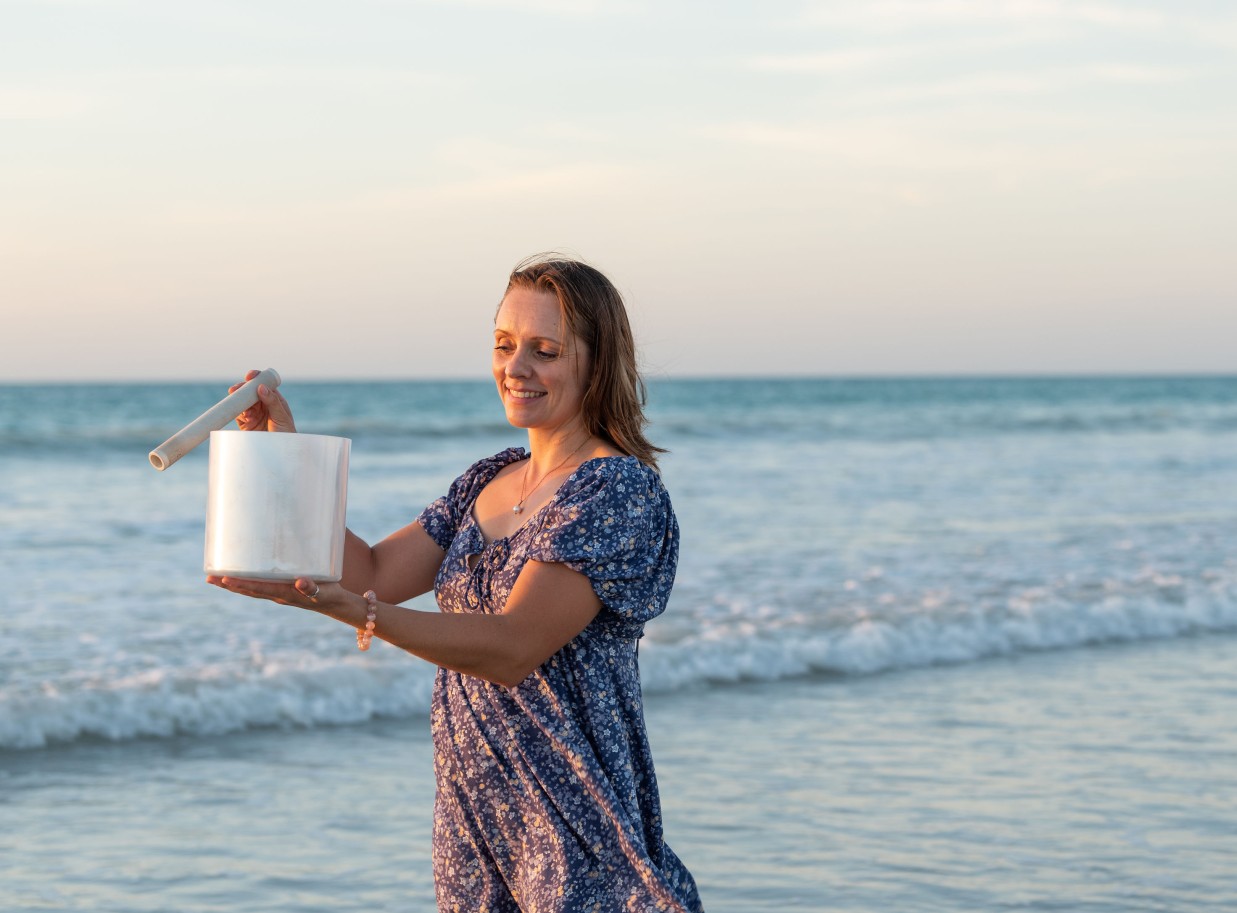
[209,254,705,913]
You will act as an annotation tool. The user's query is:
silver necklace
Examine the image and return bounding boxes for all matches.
[513,437,590,515]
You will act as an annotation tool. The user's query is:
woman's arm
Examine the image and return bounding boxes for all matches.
[210,559,601,689]
[338,522,445,605]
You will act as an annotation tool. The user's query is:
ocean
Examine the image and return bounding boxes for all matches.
[2,376,1236,911]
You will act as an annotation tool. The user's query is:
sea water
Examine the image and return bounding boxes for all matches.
[2,377,1236,911]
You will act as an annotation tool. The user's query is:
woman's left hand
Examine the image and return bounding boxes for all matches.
[207,575,345,612]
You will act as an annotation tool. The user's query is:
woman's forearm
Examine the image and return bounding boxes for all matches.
[320,591,532,687]
[319,559,601,688]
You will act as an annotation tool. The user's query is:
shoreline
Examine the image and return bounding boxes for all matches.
[5,632,1235,912]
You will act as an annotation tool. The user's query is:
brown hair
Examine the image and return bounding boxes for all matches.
[504,253,666,469]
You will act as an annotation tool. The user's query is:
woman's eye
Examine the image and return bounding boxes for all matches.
[493,343,556,359]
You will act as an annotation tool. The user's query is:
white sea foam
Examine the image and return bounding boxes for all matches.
[4,584,1233,751]
[642,585,1237,691]
[0,655,436,751]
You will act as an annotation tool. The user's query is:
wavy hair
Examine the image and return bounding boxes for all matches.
[504,254,665,469]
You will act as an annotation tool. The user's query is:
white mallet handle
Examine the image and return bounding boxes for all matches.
[149,368,282,471]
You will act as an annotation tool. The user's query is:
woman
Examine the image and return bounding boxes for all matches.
[209,255,705,912]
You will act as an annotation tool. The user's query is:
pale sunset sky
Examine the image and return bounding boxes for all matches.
[3,0,1234,381]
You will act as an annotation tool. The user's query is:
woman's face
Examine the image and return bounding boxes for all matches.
[492,286,590,435]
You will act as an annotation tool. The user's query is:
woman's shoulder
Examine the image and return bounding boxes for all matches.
[529,454,678,616]
[445,447,527,502]
[557,454,671,511]
[466,446,528,477]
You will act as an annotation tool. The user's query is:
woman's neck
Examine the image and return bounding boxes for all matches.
[525,424,594,474]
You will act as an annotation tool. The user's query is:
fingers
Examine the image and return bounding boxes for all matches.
[257,383,297,433]
[227,369,296,432]
[228,369,261,396]
[209,575,332,609]
[235,402,267,430]
[208,575,300,605]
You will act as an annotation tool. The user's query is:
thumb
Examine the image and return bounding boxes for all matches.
[294,578,320,601]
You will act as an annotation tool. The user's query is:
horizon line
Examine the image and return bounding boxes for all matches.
[4,370,1236,386]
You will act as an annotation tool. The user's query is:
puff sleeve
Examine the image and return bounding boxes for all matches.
[417,448,525,551]
[526,457,679,638]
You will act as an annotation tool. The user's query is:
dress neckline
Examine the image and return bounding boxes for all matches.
[469,451,634,549]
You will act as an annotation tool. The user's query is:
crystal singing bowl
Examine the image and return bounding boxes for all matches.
[204,430,350,581]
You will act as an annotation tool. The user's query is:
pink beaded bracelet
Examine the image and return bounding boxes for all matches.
[357,590,378,651]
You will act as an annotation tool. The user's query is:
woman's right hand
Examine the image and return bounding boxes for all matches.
[232,369,297,432]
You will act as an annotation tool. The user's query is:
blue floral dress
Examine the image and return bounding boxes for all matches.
[416,448,704,913]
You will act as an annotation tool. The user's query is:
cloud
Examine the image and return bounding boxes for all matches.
[0,63,453,125]
[800,0,1169,29]
[1084,64,1193,85]
[855,64,1193,104]
[184,65,450,91]
[165,160,643,215]
[0,87,99,120]
[1190,16,1237,50]
[411,0,635,15]
[696,112,1231,188]
[745,49,905,73]
[430,162,641,200]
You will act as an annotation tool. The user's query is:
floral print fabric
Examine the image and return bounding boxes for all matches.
[417,448,704,913]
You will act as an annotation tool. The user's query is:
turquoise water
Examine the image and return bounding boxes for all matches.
[2,376,1236,909]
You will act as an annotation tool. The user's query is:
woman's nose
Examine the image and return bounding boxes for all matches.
[505,346,532,377]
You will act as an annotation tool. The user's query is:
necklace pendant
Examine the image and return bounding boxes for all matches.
[512,504,523,515]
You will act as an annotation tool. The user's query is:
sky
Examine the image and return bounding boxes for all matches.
[3,0,1235,381]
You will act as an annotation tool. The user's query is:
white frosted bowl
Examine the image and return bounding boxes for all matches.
[204,430,350,581]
